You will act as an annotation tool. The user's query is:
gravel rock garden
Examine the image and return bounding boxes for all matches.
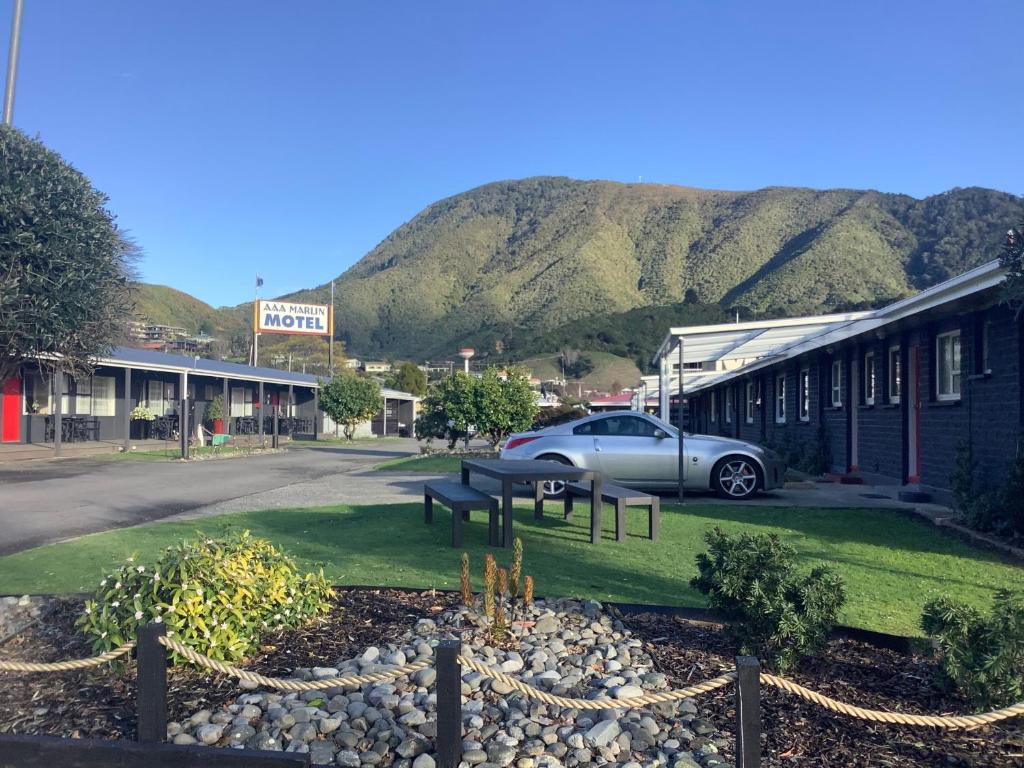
[2,589,1022,767]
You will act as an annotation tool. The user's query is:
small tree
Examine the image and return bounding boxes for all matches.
[474,366,538,447]
[0,126,136,384]
[1000,225,1024,318]
[387,362,427,396]
[318,373,382,440]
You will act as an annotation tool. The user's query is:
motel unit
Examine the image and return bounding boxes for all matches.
[653,260,1017,501]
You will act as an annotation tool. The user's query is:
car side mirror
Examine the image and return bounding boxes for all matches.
[653,429,669,439]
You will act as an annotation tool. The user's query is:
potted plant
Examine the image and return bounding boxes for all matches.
[129,405,156,440]
[206,394,225,434]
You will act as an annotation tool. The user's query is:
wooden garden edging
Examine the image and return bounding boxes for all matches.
[0,732,309,768]
[3,622,1024,768]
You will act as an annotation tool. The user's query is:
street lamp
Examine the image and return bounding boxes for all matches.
[3,0,25,126]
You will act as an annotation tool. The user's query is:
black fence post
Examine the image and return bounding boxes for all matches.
[137,622,168,743]
[735,655,761,768]
[435,640,462,768]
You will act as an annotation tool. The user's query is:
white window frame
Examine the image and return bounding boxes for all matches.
[936,331,961,401]
[775,373,786,423]
[830,360,842,407]
[92,375,117,417]
[888,345,901,404]
[22,371,53,415]
[710,390,717,423]
[230,386,254,417]
[799,368,810,422]
[863,351,876,406]
[745,381,755,424]
[725,387,734,424]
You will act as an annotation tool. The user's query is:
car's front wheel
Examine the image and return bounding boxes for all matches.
[712,455,761,501]
[535,454,573,499]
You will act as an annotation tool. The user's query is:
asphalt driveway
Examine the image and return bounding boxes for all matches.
[0,440,419,555]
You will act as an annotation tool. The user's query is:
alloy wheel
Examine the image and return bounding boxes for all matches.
[718,459,758,498]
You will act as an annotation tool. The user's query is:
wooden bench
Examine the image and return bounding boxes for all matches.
[424,481,499,548]
[564,482,660,542]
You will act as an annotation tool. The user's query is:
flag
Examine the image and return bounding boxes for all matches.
[255,275,264,288]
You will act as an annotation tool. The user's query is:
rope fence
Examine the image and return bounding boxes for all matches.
[157,635,431,692]
[0,641,135,672]
[2,623,1023,768]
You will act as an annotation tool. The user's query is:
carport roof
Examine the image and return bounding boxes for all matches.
[100,347,320,387]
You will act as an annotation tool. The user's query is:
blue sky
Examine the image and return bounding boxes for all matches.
[6,1,1023,306]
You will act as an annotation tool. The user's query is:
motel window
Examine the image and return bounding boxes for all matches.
[23,371,52,415]
[864,351,876,406]
[745,381,755,424]
[204,384,217,401]
[888,346,901,404]
[146,380,176,416]
[775,374,786,423]
[799,368,810,422]
[974,318,991,375]
[92,376,116,417]
[725,388,734,424]
[936,331,961,401]
[230,386,254,417]
[830,360,842,407]
[710,391,717,423]
[74,377,92,415]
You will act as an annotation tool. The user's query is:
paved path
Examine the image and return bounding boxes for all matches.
[0,440,419,555]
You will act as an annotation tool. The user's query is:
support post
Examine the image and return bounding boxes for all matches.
[382,396,387,436]
[677,336,685,504]
[659,356,670,421]
[313,387,319,440]
[123,367,132,451]
[53,369,63,457]
[258,381,265,444]
[223,378,230,436]
[735,656,761,768]
[136,622,168,743]
[272,402,280,448]
[435,640,462,768]
[179,371,189,460]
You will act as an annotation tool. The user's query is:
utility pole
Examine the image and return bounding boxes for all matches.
[3,0,24,126]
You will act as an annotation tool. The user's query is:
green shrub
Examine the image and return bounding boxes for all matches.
[921,590,1024,710]
[77,531,333,662]
[691,527,845,671]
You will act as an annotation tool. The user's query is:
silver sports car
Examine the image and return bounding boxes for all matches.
[499,411,785,500]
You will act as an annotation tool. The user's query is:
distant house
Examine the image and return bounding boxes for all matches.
[587,392,636,412]
[344,359,361,369]
[361,361,392,374]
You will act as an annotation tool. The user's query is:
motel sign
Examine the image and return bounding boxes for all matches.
[255,300,333,337]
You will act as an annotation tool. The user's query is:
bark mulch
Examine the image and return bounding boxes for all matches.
[0,588,457,740]
[619,610,1024,768]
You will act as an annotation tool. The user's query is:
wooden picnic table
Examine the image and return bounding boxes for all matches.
[460,458,603,548]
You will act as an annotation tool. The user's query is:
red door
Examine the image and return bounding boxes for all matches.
[2,377,21,443]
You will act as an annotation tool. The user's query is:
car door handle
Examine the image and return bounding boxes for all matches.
[594,439,602,452]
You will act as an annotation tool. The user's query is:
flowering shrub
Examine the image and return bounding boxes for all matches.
[77,531,333,662]
[129,405,156,421]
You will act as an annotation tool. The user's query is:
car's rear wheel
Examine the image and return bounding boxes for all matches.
[712,455,761,501]
[536,454,573,499]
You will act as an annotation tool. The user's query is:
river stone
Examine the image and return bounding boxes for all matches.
[487,743,517,767]
[172,733,197,746]
[584,719,620,748]
[413,755,436,768]
[195,723,224,745]
[309,741,336,765]
[336,750,361,768]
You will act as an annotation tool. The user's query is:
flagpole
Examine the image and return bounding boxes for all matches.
[253,275,261,367]
[328,280,335,375]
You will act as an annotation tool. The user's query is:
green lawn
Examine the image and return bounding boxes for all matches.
[1,502,1020,636]
[101,445,274,461]
[307,437,410,448]
[375,455,463,472]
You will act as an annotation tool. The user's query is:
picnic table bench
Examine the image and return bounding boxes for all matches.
[424,480,499,548]
[565,481,660,542]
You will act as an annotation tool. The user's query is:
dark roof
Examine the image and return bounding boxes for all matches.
[102,347,319,387]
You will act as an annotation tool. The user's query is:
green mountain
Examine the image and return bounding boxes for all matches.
[129,283,242,336]
[281,178,1023,360]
